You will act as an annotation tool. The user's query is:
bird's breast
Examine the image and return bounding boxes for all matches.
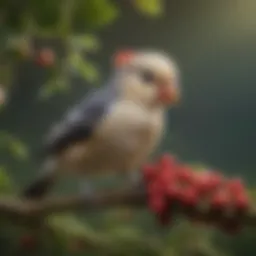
[99,101,162,140]
[90,101,165,169]
[59,101,165,175]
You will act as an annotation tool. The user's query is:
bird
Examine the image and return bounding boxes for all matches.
[22,49,181,200]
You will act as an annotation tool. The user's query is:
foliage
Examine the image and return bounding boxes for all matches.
[133,0,163,17]
[0,0,164,101]
[0,131,29,161]
[0,0,254,255]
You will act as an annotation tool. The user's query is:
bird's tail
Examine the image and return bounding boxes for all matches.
[22,159,57,200]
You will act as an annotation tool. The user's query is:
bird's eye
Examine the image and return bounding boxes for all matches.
[140,69,155,84]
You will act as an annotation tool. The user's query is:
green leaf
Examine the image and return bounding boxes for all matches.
[0,132,29,160]
[109,226,144,242]
[106,226,163,256]
[8,138,29,160]
[38,76,70,100]
[48,214,110,247]
[69,53,99,82]
[0,65,12,87]
[73,0,119,30]
[49,215,93,237]
[248,188,256,201]
[38,82,57,100]
[165,221,217,256]
[133,0,163,17]
[0,166,14,192]
[71,35,100,52]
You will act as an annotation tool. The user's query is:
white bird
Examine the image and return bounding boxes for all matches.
[23,49,181,199]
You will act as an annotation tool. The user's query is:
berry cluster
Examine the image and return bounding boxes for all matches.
[142,154,250,234]
[16,43,55,68]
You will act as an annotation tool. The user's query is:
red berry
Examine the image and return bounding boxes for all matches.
[176,166,194,184]
[149,195,166,213]
[208,172,223,189]
[235,194,249,211]
[158,154,177,172]
[227,178,245,196]
[142,164,157,181]
[159,168,176,185]
[36,48,55,67]
[195,172,223,195]
[148,180,163,195]
[194,173,209,190]
[166,184,181,199]
[210,190,231,210]
[179,187,199,206]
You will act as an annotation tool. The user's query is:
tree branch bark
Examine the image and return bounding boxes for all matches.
[0,188,255,226]
[0,188,146,219]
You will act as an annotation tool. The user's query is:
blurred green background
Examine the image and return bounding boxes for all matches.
[0,0,256,255]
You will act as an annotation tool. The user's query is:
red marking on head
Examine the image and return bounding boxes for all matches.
[113,50,135,67]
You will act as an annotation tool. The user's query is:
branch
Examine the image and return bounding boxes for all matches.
[0,155,255,232]
[0,188,146,220]
[0,187,256,227]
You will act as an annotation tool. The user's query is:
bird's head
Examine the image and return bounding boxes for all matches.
[112,49,181,108]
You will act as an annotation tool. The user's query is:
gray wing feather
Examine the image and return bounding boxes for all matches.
[44,85,118,156]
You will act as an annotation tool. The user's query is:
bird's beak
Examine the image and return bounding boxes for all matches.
[157,83,180,105]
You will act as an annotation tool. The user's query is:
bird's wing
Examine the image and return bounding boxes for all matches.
[44,86,117,156]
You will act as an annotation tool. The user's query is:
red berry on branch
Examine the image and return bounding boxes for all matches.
[149,195,166,213]
[148,180,163,195]
[158,154,177,172]
[227,178,245,196]
[179,187,199,207]
[224,178,249,212]
[235,194,249,211]
[166,184,181,199]
[159,168,177,185]
[142,164,157,181]
[176,166,194,184]
[208,172,223,188]
[193,173,209,192]
[35,48,55,67]
[195,172,223,195]
[210,190,231,210]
